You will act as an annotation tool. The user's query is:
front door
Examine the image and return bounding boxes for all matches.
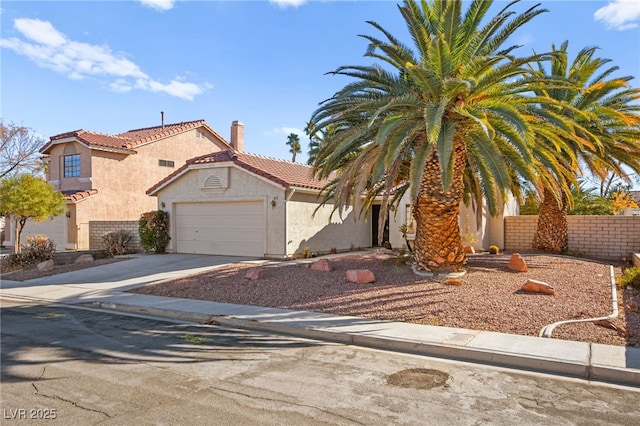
[371,205,390,247]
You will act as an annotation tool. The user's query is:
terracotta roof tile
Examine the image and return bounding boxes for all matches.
[147,150,333,195]
[42,119,230,154]
[192,150,332,190]
[61,189,98,202]
[42,130,134,154]
[116,119,228,149]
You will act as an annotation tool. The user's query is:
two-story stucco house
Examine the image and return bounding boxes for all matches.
[4,119,238,250]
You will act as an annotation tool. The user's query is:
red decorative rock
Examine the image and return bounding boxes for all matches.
[244,268,265,280]
[310,258,333,271]
[345,269,376,284]
[444,278,464,286]
[508,253,528,272]
[463,245,475,254]
[521,279,555,295]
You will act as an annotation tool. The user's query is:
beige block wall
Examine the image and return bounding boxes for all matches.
[286,192,371,257]
[89,220,142,252]
[505,215,640,260]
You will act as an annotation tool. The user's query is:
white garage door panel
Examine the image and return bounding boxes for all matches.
[175,202,265,256]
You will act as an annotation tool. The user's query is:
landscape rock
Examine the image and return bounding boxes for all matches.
[508,253,528,272]
[244,268,265,280]
[374,248,395,260]
[345,269,376,284]
[74,254,95,264]
[310,258,333,271]
[463,245,475,254]
[37,259,55,271]
[520,279,555,295]
[443,278,464,286]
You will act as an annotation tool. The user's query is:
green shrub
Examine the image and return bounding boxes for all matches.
[488,245,500,254]
[139,210,170,253]
[13,235,56,266]
[618,267,640,290]
[102,230,133,256]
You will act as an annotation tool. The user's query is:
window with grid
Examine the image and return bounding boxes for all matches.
[63,154,80,177]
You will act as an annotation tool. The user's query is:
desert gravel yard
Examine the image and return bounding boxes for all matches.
[131,252,639,348]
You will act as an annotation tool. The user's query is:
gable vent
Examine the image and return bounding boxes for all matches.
[204,174,222,189]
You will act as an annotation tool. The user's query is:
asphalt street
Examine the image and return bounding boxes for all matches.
[2,298,639,425]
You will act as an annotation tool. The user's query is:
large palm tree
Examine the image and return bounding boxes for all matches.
[531,42,640,252]
[310,0,572,273]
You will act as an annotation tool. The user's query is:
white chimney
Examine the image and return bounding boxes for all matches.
[230,120,244,152]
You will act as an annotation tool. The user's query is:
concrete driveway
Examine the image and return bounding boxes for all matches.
[0,253,256,294]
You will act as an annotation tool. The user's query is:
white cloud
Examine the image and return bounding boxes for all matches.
[135,78,204,100]
[0,18,205,100]
[139,0,176,11]
[594,0,640,30]
[269,0,308,9]
[14,18,66,46]
[264,126,304,138]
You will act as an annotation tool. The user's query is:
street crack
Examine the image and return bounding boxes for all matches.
[31,383,112,418]
[205,384,367,425]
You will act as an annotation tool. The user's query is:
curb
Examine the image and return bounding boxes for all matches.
[81,301,640,388]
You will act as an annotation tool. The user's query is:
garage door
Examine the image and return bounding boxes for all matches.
[175,201,265,256]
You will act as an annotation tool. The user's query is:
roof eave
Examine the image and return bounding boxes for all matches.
[39,137,135,155]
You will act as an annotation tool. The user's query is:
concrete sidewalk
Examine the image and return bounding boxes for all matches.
[1,253,639,388]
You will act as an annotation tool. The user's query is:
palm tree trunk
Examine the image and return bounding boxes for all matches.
[532,186,568,252]
[412,142,467,273]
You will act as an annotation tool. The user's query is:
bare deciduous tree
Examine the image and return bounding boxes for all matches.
[0,120,46,179]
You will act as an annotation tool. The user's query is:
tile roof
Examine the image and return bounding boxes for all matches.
[147,150,333,195]
[41,120,230,154]
[42,130,134,154]
[61,189,98,202]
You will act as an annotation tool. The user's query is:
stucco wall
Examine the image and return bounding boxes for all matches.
[286,192,371,257]
[504,215,640,260]
[47,143,94,192]
[41,128,226,249]
[0,216,5,246]
[3,215,68,251]
[387,192,517,251]
[155,165,286,256]
[85,129,224,221]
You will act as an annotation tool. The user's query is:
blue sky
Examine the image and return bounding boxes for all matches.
[1,0,639,183]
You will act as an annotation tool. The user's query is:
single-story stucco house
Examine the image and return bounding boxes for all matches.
[147,138,514,259]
